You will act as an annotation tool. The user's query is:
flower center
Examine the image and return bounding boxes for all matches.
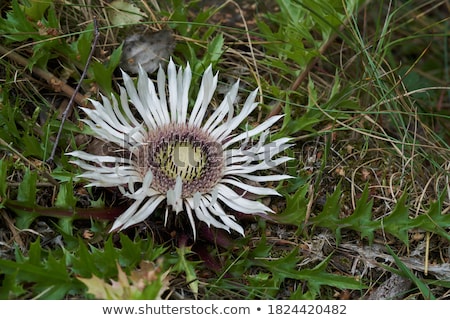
[137,124,224,197]
[157,141,206,181]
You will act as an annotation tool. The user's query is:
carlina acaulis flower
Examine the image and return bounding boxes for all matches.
[67,58,293,239]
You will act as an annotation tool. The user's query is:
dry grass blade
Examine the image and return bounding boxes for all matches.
[0,45,91,108]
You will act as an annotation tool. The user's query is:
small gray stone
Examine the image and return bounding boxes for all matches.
[121,29,175,74]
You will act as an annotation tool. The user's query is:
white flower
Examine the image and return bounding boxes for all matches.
[68,59,292,239]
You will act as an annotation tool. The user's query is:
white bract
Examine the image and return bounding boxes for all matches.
[68,59,292,239]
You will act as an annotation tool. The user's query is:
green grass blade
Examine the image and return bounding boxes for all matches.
[386,245,435,300]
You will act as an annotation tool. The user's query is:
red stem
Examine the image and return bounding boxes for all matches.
[4,199,126,221]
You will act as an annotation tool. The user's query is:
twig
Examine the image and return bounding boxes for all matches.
[424,231,430,276]
[1,208,25,248]
[47,17,100,164]
[0,46,90,108]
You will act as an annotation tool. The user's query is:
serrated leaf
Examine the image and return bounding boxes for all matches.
[28,41,53,70]
[109,44,123,70]
[0,272,26,299]
[78,260,169,300]
[28,238,42,265]
[297,254,365,295]
[250,234,272,258]
[90,45,123,93]
[55,181,77,234]
[274,183,309,225]
[411,191,450,241]
[76,23,94,65]
[58,217,74,236]
[246,272,280,299]
[108,0,146,27]
[280,98,322,136]
[1,0,36,42]
[21,0,51,21]
[14,169,39,228]
[99,237,121,276]
[17,168,37,204]
[256,249,299,282]
[45,2,58,27]
[339,184,378,245]
[22,133,43,158]
[207,34,224,64]
[117,233,143,266]
[256,249,364,299]
[174,246,199,298]
[382,192,410,245]
[70,239,97,278]
[311,183,342,239]
[78,273,116,299]
[0,241,80,299]
[55,181,77,209]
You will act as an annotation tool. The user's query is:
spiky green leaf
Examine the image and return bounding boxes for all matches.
[339,184,378,244]
[386,246,435,300]
[382,193,410,245]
